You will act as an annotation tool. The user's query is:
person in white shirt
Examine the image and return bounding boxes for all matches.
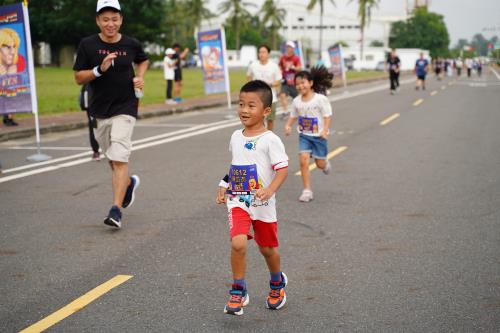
[163,48,176,104]
[247,45,282,131]
[284,67,333,202]
[216,80,289,315]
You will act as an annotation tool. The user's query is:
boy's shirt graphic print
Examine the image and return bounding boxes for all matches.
[226,130,288,223]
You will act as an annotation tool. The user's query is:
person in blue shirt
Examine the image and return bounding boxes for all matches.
[414,52,429,90]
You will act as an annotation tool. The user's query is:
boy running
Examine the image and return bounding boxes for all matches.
[216,80,289,316]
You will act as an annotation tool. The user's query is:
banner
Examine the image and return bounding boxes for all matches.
[328,44,347,87]
[197,28,229,95]
[0,3,34,115]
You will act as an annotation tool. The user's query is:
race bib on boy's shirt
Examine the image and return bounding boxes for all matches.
[228,164,259,195]
[298,116,319,134]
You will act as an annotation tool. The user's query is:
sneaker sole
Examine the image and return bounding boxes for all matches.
[266,272,288,310]
[104,217,121,228]
[123,175,140,209]
[224,294,249,316]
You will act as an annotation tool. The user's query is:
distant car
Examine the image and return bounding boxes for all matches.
[375,61,386,71]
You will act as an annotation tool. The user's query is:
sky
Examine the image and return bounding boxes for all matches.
[208,0,500,46]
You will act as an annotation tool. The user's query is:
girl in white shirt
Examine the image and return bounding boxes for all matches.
[284,66,333,202]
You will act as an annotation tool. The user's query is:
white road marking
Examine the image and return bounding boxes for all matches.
[135,123,199,128]
[2,118,237,174]
[0,120,241,184]
[8,146,90,151]
[1,79,414,183]
[489,67,500,81]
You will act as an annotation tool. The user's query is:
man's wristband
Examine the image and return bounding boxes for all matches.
[93,66,104,78]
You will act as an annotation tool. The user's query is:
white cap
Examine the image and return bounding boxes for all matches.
[96,0,121,12]
[286,41,296,49]
[165,48,175,55]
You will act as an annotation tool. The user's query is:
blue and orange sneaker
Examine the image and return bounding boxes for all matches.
[224,284,250,316]
[266,272,288,310]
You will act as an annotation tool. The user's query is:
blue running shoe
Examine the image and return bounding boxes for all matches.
[104,205,122,228]
[224,284,250,316]
[122,175,140,209]
[266,272,288,310]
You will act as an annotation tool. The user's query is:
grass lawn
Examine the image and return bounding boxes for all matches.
[31,67,385,116]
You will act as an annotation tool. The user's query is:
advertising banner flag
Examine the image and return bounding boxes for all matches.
[328,44,347,87]
[0,2,34,115]
[197,28,229,95]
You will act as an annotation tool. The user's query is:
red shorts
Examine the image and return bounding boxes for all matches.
[228,207,279,247]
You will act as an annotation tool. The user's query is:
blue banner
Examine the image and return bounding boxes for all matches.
[197,29,228,95]
[0,3,33,114]
[328,45,343,78]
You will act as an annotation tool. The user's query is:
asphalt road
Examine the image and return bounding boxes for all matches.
[1,69,499,332]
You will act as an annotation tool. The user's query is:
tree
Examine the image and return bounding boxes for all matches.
[350,0,379,62]
[307,0,335,59]
[261,0,286,50]
[218,0,256,51]
[185,0,213,32]
[224,15,265,50]
[470,33,489,56]
[389,8,449,58]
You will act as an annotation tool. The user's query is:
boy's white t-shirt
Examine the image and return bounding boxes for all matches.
[291,93,333,137]
[225,129,288,222]
[164,56,175,80]
[246,61,282,103]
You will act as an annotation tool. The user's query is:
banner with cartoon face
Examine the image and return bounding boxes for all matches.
[197,29,228,95]
[0,3,33,114]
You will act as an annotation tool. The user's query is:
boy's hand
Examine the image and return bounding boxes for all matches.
[284,125,292,136]
[216,186,226,204]
[255,187,274,201]
[320,129,329,139]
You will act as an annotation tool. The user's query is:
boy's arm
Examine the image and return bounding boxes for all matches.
[255,168,288,201]
[216,174,229,204]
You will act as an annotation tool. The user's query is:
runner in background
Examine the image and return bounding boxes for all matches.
[414,53,429,90]
[247,45,282,131]
[386,49,401,95]
[278,41,301,119]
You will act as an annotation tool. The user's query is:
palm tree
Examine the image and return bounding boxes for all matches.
[261,0,286,50]
[218,0,256,51]
[307,0,336,60]
[185,0,213,32]
[350,0,379,63]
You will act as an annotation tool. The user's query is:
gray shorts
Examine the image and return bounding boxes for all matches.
[94,115,136,163]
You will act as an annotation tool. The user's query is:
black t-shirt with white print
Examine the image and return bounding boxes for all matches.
[73,34,148,119]
[387,56,401,73]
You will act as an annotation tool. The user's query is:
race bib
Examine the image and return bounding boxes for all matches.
[227,164,259,195]
[298,116,319,134]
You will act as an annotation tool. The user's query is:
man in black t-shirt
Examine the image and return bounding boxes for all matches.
[73,0,149,229]
[386,49,401,95]
[172,43,189,102]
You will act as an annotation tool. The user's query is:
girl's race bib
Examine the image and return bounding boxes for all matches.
[298,116,319,134]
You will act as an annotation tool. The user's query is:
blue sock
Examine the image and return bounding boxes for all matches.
[270,272,282,283]
[233,279,246,290]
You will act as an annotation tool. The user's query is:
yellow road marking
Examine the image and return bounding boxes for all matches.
[430,90,438,96]
[448,81,453,86]
[441,86,446,90]
[413,98,424,106]
[20,275,133,333]
[295,146,348,176]
[380,113,400,126]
